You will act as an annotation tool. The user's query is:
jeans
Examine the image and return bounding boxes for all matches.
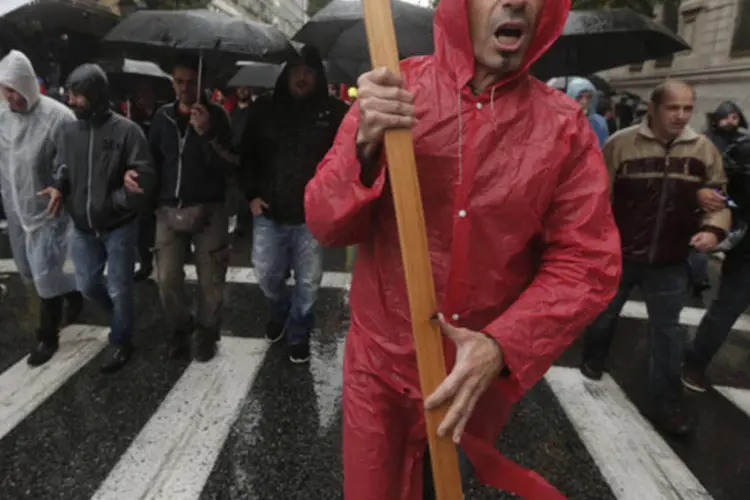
[686,251,750,371]
[251,215,322,345]
[582,260,688,404]
[687,249,709,286]
[71,221,137,347]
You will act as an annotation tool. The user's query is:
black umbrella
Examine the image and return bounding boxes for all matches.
[102,9,297,64]
[227,63,283,89]
[532,9,690,81]
[293,0,434,84]
[98,58,174,101]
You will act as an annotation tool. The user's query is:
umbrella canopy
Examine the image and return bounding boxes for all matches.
[98,58,174,101]
[531,9,690,80]
[293,0,434,84]
[1,0,118,37]
[228,62,283,89]
[102,9,297,64]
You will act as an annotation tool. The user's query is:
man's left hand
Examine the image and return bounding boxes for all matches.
[691,231,720,252]
[190,104,211,135]
[424,313,504,444]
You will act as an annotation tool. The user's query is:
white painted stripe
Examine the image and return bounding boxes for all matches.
[545,366,712,500]
[0,259,352,290]
[91,337,268,500]
[620,300,750,332]
[0,325,108,440]
[715,386,750,419]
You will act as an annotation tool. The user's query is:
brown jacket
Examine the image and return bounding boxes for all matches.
[604,121,731,264]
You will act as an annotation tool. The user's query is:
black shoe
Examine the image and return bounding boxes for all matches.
[288,343,310,364]
[134,268,153,282]
[191,328,218,363]
[100,345,133,373]
[265,321,285,343]
[682,362,709,393]
[580,357,605,381]
[63,292,84,326]
[27,340,59,367]
[648,403,695,437]
[169,326,193,360]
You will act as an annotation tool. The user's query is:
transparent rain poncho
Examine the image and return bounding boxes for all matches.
[0,50,77,298]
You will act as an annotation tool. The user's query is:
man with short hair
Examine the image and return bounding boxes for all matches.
[241,47,347,364]
[148,55,234,363]
[40,63,155,373]
[0,50,83,367]
[581,80,730,436]
[305,0,621,497]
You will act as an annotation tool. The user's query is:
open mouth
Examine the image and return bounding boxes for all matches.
[494,22,525,51]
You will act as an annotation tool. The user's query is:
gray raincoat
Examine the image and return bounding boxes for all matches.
[0,50,77,298]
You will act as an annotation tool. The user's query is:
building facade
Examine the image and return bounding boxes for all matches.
[209,0,307,36]
[603,0,750,127]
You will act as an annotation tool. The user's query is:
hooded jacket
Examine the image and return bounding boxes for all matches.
[240,46,349,225]
[565,77,610,147]
[0,50,78,298]
[305,0,621,498]
[53,64,156,234]
[149,94,233,207]
[705,100,749,153]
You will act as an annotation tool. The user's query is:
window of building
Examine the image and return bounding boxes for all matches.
[655,1,680,68]
[681,11,697,48]
[731,0,750,57]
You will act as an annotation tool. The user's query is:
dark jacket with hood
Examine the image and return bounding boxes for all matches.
[53,64,155,234]
[148,94,233,207]
[240,47,348,225]
[705,101,750,255]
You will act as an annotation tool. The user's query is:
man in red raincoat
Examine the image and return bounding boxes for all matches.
[305,0,622,498]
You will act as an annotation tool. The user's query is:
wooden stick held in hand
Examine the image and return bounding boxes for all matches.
[360,0,464,498]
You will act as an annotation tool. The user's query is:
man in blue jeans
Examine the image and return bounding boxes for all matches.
[240,47,348,363]
[581,81,729,436]
[40,64,154,373]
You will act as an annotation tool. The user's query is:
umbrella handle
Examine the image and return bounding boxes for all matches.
[197,53,204,102]
[360,0,464,498]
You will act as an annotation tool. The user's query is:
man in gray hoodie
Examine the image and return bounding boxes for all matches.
[0,50,83,367]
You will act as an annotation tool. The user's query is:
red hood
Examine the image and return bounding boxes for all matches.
[433,0,570,89]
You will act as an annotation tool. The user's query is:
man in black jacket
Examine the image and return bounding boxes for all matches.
[683,101,750,392]
[148,55,234,363]
[241,46,348,363]
[40,63,155,373]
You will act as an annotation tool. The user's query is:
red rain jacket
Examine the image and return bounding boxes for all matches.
[305,0,621,498]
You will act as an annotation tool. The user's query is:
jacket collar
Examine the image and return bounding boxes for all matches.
[637,120,699,145]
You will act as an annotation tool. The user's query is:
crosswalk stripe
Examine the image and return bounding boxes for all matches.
[715,386,750,419]
[90,337,269,500]
[544,366,712,500]
[0,325,108,441]
[0,259,352,290]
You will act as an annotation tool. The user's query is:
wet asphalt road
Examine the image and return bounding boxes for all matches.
[0,229,749,500]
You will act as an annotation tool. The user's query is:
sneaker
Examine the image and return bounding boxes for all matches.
[288,343,310,364]
[682,363,709,393]
[191,328,218,363]
[648,403,695,437]
[100,345,133,373]
[580,357,605,381]
[27,340,59,367]
[265,321,285,343]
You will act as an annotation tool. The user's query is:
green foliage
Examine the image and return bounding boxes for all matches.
[307,0,335,17]
[570,0,658,16]
[142,0,211,9]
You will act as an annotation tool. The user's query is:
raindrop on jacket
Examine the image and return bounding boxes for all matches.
[305,0,622,497]
[0,50,77,298]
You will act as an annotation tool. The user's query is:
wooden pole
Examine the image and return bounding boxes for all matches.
[360,0,464,498]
